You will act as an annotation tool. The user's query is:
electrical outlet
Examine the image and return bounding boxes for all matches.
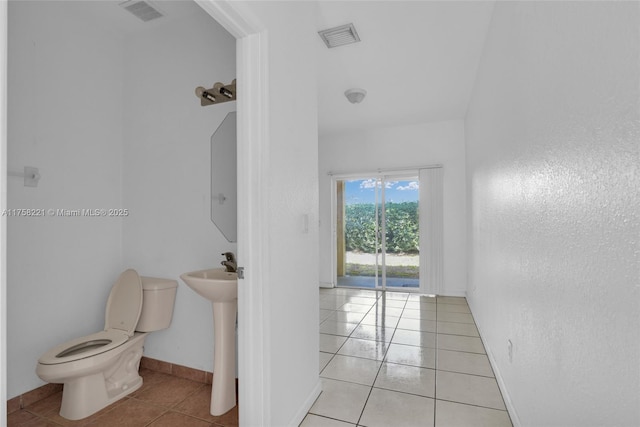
[507,339,513,363]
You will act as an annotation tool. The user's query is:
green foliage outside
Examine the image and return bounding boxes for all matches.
[345,202,419,254]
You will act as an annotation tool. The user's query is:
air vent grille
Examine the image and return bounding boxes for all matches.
[318,23,361,49]
[119,0,164,22]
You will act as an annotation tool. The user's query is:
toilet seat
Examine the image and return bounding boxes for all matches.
[38,269,143,366]
[38,330,131,365]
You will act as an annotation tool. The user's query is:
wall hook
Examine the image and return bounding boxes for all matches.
[8,166,41,187]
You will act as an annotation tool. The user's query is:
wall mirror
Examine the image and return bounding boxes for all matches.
[211,111,237,242]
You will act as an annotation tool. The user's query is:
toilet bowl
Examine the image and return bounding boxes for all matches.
[36,269,177,420]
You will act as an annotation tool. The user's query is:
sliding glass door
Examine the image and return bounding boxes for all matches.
[335,175,419,291]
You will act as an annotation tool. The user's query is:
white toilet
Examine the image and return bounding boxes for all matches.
[36,269,178,420]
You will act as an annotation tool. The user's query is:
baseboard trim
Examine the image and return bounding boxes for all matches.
[140,356,214,385]
[6,356,218,415]
[467,303,522,427]
[6,383,63,415]
[289,379,322,426]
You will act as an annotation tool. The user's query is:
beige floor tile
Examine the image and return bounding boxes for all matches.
[374,362,436,397]
[21,392,64,418]
[436,334,485,354]
[326,311,367,324]
[402,308,437,320]
[404,301,437,311]
[320,309,335,323]
[337,303,373,313]
[360,313,400,328]
[172,386,238,426]
[347,297,377,306]
[312,289,509,427]
[319,334,347,353]
[337,338,390,361]
[133,376,202,408]
[435,400,512,427]
[436,322,479,337]
[407,295,437,302]
[437,349,494,377]
[384,343,436,369]
[435,312,475,324]
[344,290,380,299]
[309,378,370,424]
[369,305,404,317]
[359,388,434,427]
[319,320,359,337]
[8,410,53,426]
[350,324,395,342]
[397,318,437,332]
[436,371,506,410]
[145,411,211,426]
[382,292,410,300]
[321,355,382,386]
[320,299,349,310]
[375,299,406,308]
[319,352,334,373]
[85,398,166,426]
[300,414,356,426]
[392,329,436,348]
[436,304,471,314]
[436,296,468,305]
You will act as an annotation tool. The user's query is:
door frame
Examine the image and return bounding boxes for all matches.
[196,2,271,425]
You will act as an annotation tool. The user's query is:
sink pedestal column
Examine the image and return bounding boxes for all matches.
[210,301,237,415]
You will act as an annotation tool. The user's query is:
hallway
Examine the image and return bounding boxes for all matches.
[303,287,512,426]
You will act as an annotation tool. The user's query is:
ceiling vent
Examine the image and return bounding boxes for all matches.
[318,23,361,49]
[119,0,164,22]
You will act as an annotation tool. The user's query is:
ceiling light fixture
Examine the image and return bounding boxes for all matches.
[345,88,367,104]
[195,79,237,106]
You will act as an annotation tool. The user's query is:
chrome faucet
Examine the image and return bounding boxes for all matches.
[221,252,237,273]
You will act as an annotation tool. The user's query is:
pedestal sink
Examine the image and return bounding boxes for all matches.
[180,268,237,415]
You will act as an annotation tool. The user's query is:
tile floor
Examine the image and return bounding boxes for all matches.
[7,369,238,426]
[302,288,512,427]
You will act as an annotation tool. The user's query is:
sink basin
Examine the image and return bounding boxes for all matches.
[180,268,237,302]
[180,267,238,415]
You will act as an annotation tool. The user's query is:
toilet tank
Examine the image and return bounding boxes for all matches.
[136,276,178,332]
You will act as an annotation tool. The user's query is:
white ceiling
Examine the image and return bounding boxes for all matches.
[57,0,206,37]
[42,1,494,136]
[316,1,495,135]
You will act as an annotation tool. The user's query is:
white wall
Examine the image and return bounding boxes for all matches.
[233,2,321,425]
[465,2,639,426]
[7,1,125,397]
[121,6,236,372]
[319,120,467,296]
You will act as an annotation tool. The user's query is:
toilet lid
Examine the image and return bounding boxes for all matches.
[104,269,143,336]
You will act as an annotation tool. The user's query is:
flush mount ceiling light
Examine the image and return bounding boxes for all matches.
[345,88,367,104]
[318,23,361,48]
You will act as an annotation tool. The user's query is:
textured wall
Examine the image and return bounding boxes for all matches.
[465,2,639,426]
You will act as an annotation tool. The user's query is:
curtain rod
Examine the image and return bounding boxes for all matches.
[327,164,442,176]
